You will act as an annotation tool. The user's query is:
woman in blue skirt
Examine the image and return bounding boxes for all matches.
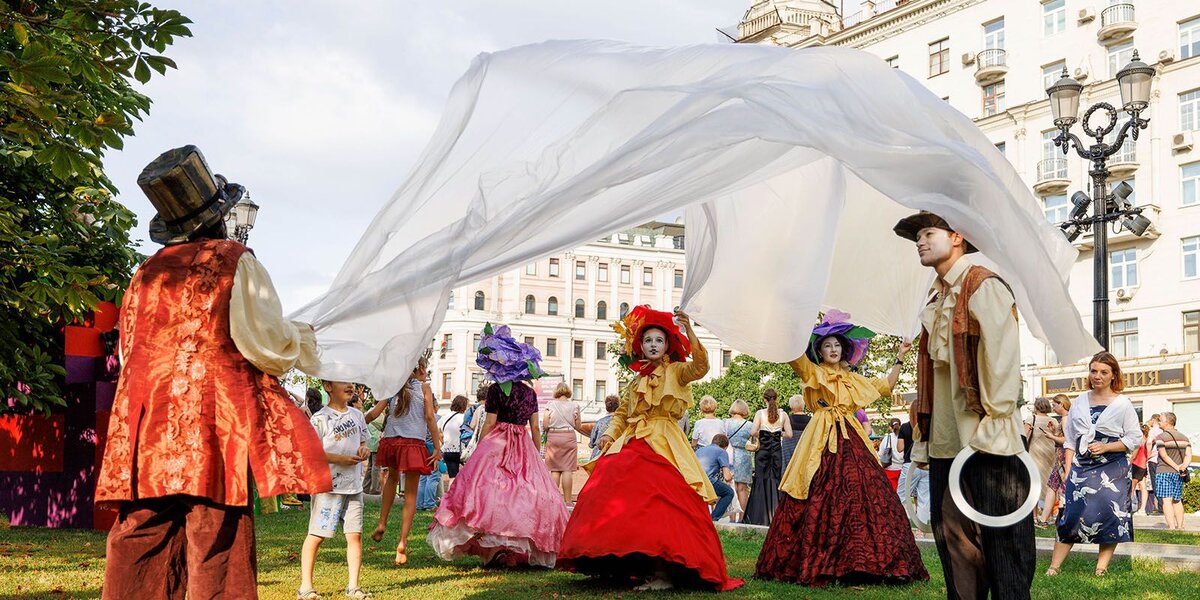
[1047,352,1143,577]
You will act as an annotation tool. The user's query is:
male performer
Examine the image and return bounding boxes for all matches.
[96,146,331,599]
[894,211,1035,599]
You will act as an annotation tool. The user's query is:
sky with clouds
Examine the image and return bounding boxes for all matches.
[102,0,749,311]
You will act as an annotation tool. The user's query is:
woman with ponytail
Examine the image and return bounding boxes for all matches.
[364,354,443,565]
[743,388,793,525]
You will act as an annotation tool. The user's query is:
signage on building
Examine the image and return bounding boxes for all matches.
[1042,365,1191,396]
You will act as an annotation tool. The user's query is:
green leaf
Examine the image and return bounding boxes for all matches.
[483,322,494,336]
[133,57,151,83]
[13,22,29,46]
[499,381,513,396]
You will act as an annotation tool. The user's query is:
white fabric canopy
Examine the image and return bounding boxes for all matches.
[292,40,1099,397]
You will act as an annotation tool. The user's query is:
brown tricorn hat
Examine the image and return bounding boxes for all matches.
[892,211,978,254]
[138,145,244,245]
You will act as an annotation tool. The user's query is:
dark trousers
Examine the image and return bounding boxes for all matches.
[710,478,735,521]
[929,455,1035,600]
[103,496,257,600]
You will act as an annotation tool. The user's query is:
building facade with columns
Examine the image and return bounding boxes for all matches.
[733,0,1200,441]
[429,221,733,418]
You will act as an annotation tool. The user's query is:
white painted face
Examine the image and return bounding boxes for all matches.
[641,328,668,361]
[1089,361,1114,392]
[819,337,843,365]
[915,226,961,267]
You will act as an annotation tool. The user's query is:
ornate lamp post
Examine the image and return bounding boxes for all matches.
[226,192,260,244]
[1046,50,1155,347]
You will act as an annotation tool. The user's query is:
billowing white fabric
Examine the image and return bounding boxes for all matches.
[292,40,1098,397]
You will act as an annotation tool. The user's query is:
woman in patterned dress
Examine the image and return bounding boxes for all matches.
[724,400,753,521]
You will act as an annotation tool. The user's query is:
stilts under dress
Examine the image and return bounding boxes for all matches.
[755,355,928,586]
[427,382,569,567]
[556,341,744,591]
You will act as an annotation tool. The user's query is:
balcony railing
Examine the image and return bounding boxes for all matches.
[1101,4,1135,28]
[1037,158,1068,182]
[977,48,1007,69]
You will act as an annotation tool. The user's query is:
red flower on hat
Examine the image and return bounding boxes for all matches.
[612,305,690,377]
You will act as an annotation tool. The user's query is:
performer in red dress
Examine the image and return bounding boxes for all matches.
[755,311,928,587]
[557,306,743,591]
[95,146,331,599]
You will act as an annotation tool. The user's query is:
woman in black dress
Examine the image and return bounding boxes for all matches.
[744,388,792,525]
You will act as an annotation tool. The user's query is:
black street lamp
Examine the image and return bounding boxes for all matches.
[1046,50,1155,348]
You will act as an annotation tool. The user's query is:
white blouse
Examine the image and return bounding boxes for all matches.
[1062,391,1142,456]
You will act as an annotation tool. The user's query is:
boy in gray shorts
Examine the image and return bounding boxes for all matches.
[299,380,372,599]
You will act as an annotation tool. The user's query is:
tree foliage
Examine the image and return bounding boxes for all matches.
[1,1,191,413]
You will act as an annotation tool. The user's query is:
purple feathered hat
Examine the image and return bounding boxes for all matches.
[806,309,876,367]
[475,322,545,395]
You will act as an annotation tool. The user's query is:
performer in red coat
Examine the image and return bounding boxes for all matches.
[95,146,331,599]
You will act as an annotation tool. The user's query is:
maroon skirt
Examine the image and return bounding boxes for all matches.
[755,432,928,586]
[377,436,433,475]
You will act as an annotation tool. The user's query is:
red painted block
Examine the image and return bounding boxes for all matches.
[64,326,102,357]
[93,301,119,331]
[0,414,65,473]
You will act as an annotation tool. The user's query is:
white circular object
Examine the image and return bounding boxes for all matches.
[947,446,1041,528]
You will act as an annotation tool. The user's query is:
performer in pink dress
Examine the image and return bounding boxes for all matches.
[426,323,569,567]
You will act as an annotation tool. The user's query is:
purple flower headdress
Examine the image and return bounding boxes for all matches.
[475,322,545,395]
[805,309,875,367]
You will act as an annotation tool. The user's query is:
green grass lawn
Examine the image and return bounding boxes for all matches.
[2,504,1197,599]
[1034,525,1200,546]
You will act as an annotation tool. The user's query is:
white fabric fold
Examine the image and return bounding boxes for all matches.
[291,40,1098,397]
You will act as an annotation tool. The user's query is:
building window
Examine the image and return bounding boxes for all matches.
[620,302,630,318]
[525,262,537,275]
[643,267,653,285]
[524,294,536,314]
[722,350,732,368]
[546,338,557,357]
[1184,235,1200,279]
[470,371,483,393]
[547,296,558,316]
[524,336,535,346]
[983,18,1005,51]
[928,38,949,77]
[442,333,454,352]
[1107,41,1134,79]
[572,379,583,401]
[673,269,684,288]
[595,380,607,402]
[549,258,560,277]
[573,339,584,359]
[448,290,455,310]
[1183,162,1200,206]
[597,301,607,321]
[574,298,585,318]
[995,141,1006,156]
[1104,129,1137,164]
[1185,311,1200,353]
[1110,318,1138,358]
[575,260,586,281]
[885,55,899,68]
[1182,15,1200,59]
[1042,60,1066,90]
[1042,129,1067,178]
[1181,89,1200,132]
[620,265,631,284]
[982,80,1005,117]
[1110,248,1138,288]
[1043,0,1066,37]
[473,333,481,352]
[474,291,485,311]
[1043,194,1068,224]
[598,263,609,282]
[596,341,607,360]
[442,373,452,400]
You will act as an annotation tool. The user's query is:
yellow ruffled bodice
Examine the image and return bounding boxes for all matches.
[778,355,892,501]
[588,343,716,504]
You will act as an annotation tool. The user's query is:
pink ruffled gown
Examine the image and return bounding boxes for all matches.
[427,382,569,567]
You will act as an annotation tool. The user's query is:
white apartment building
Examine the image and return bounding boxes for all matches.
[734,0,1200,440]
[430,222,733,417]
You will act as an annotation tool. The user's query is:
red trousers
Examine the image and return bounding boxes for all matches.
[103,496,257,600]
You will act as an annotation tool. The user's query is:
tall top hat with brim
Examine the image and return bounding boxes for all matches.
[138,145,245,245]
[892,210,978,254]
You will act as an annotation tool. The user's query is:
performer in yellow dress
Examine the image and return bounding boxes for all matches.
[755,310,928,586]
[556,306,743,591]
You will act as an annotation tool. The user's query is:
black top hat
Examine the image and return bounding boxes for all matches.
[892,211,978,254]
[138,145,245,245]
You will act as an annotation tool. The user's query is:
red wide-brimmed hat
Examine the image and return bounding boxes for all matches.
[611,305,690,376]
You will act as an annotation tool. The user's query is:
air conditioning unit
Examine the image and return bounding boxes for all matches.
[1160,49,1177,64]
[1078,7,1096,24]
[1115,287,1135,301]
[1174,132,1194,153]
[962,52,976,66]
[1073,66,1089,81]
